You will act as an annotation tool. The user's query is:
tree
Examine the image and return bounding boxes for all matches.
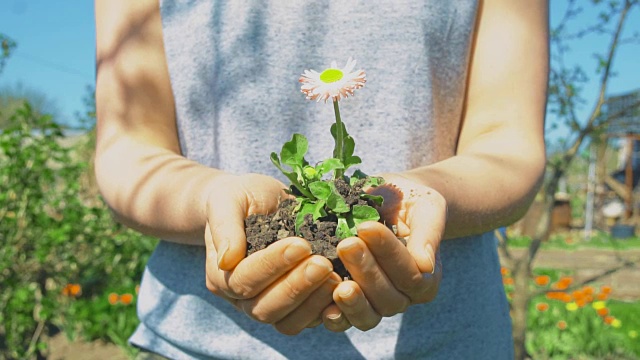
[501,1,640,358]
[0,83,62,128]
[0,33,16,76]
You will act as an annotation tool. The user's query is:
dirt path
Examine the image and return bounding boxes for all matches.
[46,334,127,360]
[503,248,640,300]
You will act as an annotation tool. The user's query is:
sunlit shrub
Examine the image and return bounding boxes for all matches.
[0,103,156,359]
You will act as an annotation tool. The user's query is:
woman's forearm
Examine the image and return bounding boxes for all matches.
[403,128,546,239]
[95,135,226,245]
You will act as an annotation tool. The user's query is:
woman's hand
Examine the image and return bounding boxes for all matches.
[322,173,445,332]
[203,173,340,335]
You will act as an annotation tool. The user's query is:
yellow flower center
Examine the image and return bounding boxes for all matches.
[320,69,344,83]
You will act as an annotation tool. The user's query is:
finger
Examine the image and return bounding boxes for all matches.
[207,181,251,270]
[307,318,323,329]
[404,193,446,274]
[206,235,312,299]
[333,281,382,331]
[240,255,333,324]
[322,303,351,333]
[337,237,410,317]
[273,273,341,335]
[356,221,434,303]
[207,174,287,270]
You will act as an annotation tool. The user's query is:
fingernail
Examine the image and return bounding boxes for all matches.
[326,313,342,321]
[305,258,332,283]
[217,240,229,268]
[338,286,357,306]
[283,242,311,263]
[425,243,436,274]
[342,242,364,264]
[327,273,342,286]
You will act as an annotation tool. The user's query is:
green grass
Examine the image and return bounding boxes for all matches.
[519,269,640,359]
[608,300,640,356]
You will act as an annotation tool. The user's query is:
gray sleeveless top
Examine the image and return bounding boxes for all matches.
[129,1,514,359]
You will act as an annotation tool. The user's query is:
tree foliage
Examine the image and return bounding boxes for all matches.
[0,33,16,76]
[504,1,640,358]
[0,83,62,129]
[0,103,156,359]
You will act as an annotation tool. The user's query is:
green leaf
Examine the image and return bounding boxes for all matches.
[364,176,385,187]
[351,205,380,227]
[294,198,310,212]
[336,217,354,239]
[344,135,356,158]
[281,134,309,168]
[330,122,348,141]
[330,122,350,160]
[295,202,316,234]
[360,193,384,206]
[309,181,332,200]
[272,152,316,200]
[349,171,385,188]
[327,184,350,213]
[350,169,368,182]
[316,158,344,177]
[343,155,362,170]
[312,200,327,220]
[302,166,319,181]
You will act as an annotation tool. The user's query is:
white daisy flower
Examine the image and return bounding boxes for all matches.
[299,58,366,103]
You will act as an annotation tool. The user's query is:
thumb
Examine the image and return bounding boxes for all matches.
[207,174,288,271]
[404,198,445,274]
[208,187,248,271]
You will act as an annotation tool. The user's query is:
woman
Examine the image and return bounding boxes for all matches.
[94,0,547,358]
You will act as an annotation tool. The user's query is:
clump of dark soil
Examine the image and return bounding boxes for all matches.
[245,178,378,278]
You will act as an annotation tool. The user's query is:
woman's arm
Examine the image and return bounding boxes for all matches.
[95,0,339,335]
[324,0,549,332]
[94,0,225,245]
[404,0,548,239]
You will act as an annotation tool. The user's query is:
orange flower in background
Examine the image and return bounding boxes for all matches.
[601,285,612,294]
[604,316,615,325]
[120,293,134,305]
[547,291,573,303]
[501,267,510,276]
[572,290,584,301]
[503,277,514,285]
[536,302,550,312]
[583,286,594,295]
[576,298,587,308]
[62,283,82,297]
[546,291,564,301]
[534,275,550,286]
[596,293,609,301]
[108,293,119,305]
[597,308,609,317]
[557,320,567,330]
[553,276,573,290]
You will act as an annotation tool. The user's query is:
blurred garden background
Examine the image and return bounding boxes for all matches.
[1,0,640,359]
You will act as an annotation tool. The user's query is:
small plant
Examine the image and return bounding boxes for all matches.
[270,58,385,239]
[245,59,399,276]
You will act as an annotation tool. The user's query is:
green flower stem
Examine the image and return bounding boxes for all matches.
[293,181,316,200]
[333,100,344,180]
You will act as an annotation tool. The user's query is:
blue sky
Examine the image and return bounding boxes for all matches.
[0,1,639,137]
[1,1,95,126]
